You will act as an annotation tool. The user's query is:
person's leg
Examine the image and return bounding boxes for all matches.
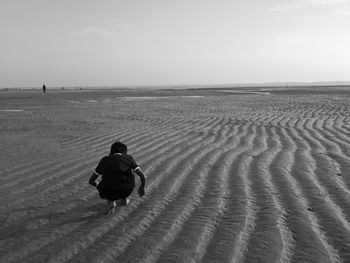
[120,196,130,205]
[120,185,133,205]
[107,200,116,207]
[106,199,116,214]
[97,183,107,200]
[103,184,133,213]
[96,183,115,214]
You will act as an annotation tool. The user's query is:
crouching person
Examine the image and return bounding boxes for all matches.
[89,141,146,214]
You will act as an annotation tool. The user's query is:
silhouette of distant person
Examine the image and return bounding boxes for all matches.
[43,84,46,93]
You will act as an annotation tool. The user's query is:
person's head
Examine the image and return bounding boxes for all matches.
[110,141,127,155]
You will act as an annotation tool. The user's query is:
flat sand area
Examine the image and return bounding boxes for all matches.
[0,87,350,262]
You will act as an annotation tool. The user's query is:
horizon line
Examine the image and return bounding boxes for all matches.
[1,80,350,90]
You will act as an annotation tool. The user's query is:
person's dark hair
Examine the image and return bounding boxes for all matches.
[110,141,127,155]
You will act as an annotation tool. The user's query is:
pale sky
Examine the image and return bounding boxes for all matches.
[1,0,350,87]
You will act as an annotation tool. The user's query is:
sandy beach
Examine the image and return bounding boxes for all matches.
[0,87,349,263]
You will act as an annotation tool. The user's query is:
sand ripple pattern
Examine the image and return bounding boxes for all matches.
[0,92,349,263]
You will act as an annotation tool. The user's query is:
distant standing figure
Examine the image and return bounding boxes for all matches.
[89,141,146,214]
[42,84,46,93]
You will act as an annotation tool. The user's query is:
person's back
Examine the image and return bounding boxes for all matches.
[97,153,137,188]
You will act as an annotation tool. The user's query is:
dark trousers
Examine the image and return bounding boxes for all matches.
[97,182,133,201]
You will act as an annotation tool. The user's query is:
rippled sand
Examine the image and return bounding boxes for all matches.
[0,87,349,263]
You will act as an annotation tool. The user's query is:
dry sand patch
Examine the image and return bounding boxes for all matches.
[0,88,349,262]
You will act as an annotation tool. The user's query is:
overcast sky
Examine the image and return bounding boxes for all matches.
[1,0,350,87]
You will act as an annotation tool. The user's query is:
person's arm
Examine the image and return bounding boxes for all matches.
[89,172,100,187]
[134,167,146,197]
[90,157,105,187]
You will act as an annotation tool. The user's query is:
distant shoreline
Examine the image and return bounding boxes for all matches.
[1,82,350,91]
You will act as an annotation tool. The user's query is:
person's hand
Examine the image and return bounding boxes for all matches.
[138,187,145,197]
